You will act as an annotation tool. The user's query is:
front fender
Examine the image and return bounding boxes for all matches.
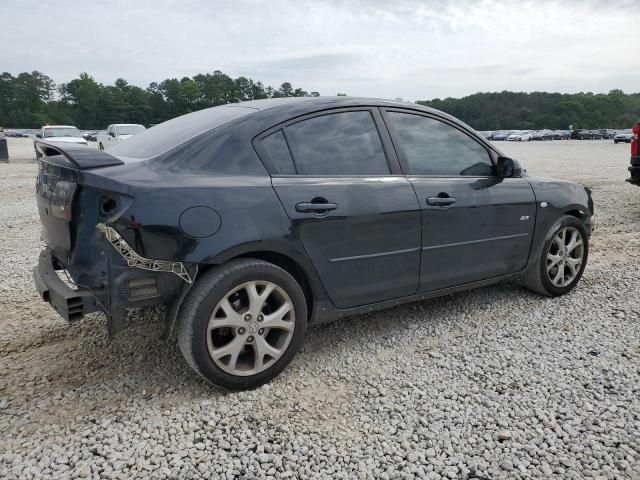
[524,175,594,268]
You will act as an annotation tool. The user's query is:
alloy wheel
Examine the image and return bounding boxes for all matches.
[206,281,295,376]
[546,226,584,288]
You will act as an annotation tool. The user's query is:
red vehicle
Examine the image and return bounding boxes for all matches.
[627,123,640,185]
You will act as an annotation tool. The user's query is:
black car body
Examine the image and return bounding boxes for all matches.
[33,97,595,388]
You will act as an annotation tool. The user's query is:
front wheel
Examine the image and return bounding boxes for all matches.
[177,259,307,390]
[520,215,589,296]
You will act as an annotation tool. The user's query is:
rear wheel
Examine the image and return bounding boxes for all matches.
[177,259,307,390]
[520,215,588,296]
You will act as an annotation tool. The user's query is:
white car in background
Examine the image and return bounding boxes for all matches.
[35,125,87,158]
[614,129,633,144]
[507,131,532,141]
[36,125,87,144]
[97,124,146,150]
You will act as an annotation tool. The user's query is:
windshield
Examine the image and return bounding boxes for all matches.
[117,125,145,135]
[618,129,632,134]
[44,127,81,138]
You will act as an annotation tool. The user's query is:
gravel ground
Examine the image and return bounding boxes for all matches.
[0,137,639,479]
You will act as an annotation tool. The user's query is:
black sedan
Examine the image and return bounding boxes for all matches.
[33,97,594,389]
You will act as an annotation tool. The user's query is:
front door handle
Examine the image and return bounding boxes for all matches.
[295,201,338,214]
[426,196,457,207]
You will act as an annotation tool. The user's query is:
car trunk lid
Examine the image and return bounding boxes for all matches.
[35,142,126,264]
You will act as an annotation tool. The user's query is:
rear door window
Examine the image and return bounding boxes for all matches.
[282,111,390,176]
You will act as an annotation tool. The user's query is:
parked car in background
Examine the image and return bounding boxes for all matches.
[614,129,633,143]
[599,129,615,139]
[532,130,554,141]
[492,130,510,141]
[508,131,532,141]
[33,97,595,389]
[572,129,591,140]
[6,129,30,137]
[552,130,571,140]
[34,125,87,158]
[588,130,603,140]
[97,124,146,150]
[573,129,604,140]
[478,131,493,140]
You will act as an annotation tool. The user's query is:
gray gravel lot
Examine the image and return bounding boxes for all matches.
[0,137,639,479]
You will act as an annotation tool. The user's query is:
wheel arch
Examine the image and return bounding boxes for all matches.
[562,207,593,233]
[563,207,588,220]
[198,248,318,320]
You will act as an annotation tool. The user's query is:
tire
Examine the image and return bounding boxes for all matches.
[614,140,619,144]
[177,258,308,390]
[520,215,589,297]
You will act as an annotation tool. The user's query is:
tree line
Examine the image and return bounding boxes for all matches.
[0,70,320,129]
[417,90,640,130]
[1,70,638,130]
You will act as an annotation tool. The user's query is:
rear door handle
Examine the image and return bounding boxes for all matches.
[426,196,457,207]
[295,202,338,213]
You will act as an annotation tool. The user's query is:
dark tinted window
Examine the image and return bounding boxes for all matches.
[284,111,389,175]
[261,130,296,174]
[110,105,254,161]
[388,112,494,176]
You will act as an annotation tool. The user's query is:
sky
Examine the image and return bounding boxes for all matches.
[2,0,639,101]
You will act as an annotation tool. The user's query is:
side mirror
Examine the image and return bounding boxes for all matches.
[109,131,115,137]
[497,156,522,178]
[36,133,42,139]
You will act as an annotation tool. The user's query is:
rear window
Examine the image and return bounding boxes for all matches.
[109,105,254,161]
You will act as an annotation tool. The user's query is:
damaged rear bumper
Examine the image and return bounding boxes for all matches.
[33,249,102,322]
[34,234,189,334]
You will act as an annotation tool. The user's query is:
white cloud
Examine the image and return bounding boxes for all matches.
[1,0,638,100]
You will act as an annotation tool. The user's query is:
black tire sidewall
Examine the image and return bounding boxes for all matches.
[186,262,307,390]
[538,216,589,296]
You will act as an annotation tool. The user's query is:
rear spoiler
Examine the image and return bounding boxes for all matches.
[35,140,124,169]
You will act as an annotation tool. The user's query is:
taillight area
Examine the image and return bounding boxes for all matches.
[50,181,77,222]
[100,195,119,217]
[631,123,640,156]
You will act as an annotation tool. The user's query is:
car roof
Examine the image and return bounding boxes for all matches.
[109,96,496,163]
[226,96,430,113]
[221,96,470,133]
